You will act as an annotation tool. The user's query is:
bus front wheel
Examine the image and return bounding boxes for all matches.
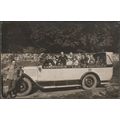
[17,76,32,96]
[82,74,97,90]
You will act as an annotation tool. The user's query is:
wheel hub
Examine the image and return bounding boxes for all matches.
[20,85,24,89]
[85,77,94,87]
[19,81,27,92]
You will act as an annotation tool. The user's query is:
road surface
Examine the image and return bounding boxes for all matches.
[16,83,120,99]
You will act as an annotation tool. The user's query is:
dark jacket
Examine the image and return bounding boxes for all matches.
[58,55,67,65]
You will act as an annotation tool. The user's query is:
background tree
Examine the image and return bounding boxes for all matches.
[2,22,32,53]
[2,21,120,53]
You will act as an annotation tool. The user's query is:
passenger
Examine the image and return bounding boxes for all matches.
[88,54,95,65]
[100,58,106,67]
[76,53,82,61]
[95,56,101,66]
[75,53,82,67]
[68,52,74,60]
[95,56,105,67]
[80,54,88,67]
[33,54,38,62]
[48,63,53,68]
[57,52,67,66]
[85,54,89,67]
[52,56,57,65]
[43,54,55,68]
[39,53,45,64]
[66,58,73,67]
[55,55,59,65]
[73,57,79,67]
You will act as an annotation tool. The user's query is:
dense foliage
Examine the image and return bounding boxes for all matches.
[2,21,120,53]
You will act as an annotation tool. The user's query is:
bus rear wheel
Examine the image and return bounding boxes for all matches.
[82,74,97,90]
[17,76,32,96]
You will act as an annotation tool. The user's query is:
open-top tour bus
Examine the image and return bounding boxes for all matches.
[17,52,113,96]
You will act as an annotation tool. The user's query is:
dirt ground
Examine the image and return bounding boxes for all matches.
[2,75,120,99]
[2,72,120,99]
[15,81,120,99]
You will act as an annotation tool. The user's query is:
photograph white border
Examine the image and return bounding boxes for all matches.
[0,0,120,120]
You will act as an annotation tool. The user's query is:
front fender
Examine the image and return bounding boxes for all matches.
[23,66,38,81]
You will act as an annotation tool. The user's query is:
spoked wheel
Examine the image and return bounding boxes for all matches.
[82,74,98,90]
[17,76,32,96]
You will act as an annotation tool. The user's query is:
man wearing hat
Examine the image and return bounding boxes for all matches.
[3,59,23,98]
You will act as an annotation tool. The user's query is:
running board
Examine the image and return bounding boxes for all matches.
[101,81,110,85]
[39,84,81,89]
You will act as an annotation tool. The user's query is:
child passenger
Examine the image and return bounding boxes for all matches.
[73,57,79,67]
[66,58,73,67]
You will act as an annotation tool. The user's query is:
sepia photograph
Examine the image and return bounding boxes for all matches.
[1,1,120,120]
[0,21,120,99]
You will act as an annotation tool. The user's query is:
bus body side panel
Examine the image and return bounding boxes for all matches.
[23,67,113,82]
[91,67,113,81]
[37,67,113,82]
[37,68,88,81]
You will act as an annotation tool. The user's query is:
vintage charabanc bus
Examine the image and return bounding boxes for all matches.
[15,52,113,96]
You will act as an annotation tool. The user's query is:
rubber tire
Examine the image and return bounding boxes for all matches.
[17,76,32,96]
[82,74,97,90]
